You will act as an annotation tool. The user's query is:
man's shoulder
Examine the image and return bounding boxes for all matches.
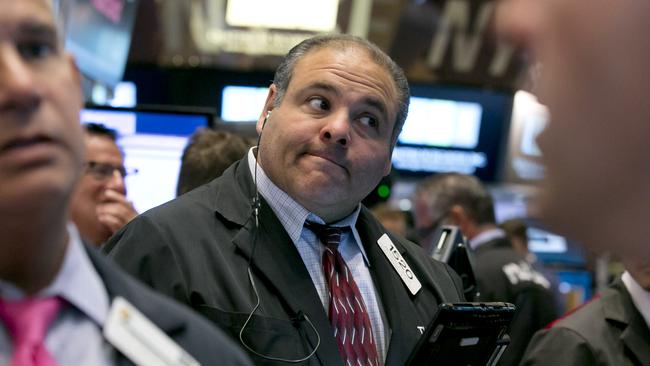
[521,295,614,365]
[552,295,607,335]
[86,247,251,365]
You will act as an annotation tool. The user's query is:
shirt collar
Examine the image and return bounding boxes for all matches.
[0,224,110,327]
[247,148,369,263]
[469,227,506,250]
[622,271,650,328]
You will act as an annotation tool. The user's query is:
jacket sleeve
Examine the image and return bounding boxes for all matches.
[520,327,598,365]
[103,214,190,305]
[499,284,559,366]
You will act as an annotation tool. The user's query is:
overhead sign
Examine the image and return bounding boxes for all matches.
[130,0,524,89]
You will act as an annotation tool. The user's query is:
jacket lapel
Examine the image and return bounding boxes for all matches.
[356,210,428,366]
[216,159,342,366]
[604,280,650,365]
[85,247,187,366]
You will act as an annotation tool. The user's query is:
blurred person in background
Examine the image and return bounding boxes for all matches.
[176,128,254,196]
[499,218,565,314]
[413,173,558,366]
[496,0,650,364]
[370,202,409,238]
[70,123,137,246]
[0,1,252,364]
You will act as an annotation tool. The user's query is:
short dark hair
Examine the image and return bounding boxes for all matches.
[176,129,254,196]
[272,34,410,147]
[499,219,529,246]
[414,173,496,226]
[83,123,118,141]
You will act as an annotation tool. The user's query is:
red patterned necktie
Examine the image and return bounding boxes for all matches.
[306,221,379,366]
[0,296,62,366]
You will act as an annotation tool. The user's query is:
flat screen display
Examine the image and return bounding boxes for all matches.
[64,0,139,87]
[391,85,512,182]
[523,221,586,266]
[502,90,549,182]
[221,85,269,122]
[80,106,214,213]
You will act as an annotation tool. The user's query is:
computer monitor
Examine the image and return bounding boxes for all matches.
[502,90,549,183]
[220,85,269,122]
[80,105,214,213]
[392,85,512,182]
[520,220,586,266]
[63,0,139,87]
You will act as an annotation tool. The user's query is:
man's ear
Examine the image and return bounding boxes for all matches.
[449,205,467,226]
[256,84,277,134]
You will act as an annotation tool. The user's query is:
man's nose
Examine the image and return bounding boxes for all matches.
[0,46,42,113]
[321,111,351,147]
[106,169,126,194]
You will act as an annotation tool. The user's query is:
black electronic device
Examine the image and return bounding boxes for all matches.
[430,225,480,301]
[406,302,515,366]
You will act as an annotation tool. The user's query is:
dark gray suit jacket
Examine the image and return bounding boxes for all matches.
[104,158,465,365]
[473,238,559,366]
[86,247,251,366]
[521,278,650,366]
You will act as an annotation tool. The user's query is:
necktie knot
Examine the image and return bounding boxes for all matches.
[305,221,346,251]
[0,296,62,366]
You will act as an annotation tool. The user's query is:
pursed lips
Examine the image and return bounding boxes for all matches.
[306,151,348,172]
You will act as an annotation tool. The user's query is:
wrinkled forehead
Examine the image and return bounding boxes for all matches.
[295,44,399,109]
[0,0,58,30]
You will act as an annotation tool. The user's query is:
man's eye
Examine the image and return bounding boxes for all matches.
[17,42,55,60]
[359,115,378,128]
[308,97,329,111]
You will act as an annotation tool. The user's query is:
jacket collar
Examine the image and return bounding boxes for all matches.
[85,246,191,365]
[603,279,650,365]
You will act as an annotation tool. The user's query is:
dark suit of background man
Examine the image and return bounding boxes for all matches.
[105,34,465,365]
[412,173,558,366]
[0,1,251,365]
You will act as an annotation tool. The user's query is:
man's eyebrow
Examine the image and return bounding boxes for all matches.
[15,21,58,40]
[302,82,341,98]
[362,96,388,121]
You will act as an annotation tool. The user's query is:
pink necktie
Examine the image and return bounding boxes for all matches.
[306,222,379,366]
[0,296,62,366]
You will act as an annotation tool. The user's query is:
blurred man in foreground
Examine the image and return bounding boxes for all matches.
[70,123,138,246]
[496,0,650,364]
[0,1,251,364]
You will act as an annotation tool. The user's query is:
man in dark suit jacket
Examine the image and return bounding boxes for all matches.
[0,2,251,364]
[521,271,650,365]
[412,173,558,366]
[105,34,465,365]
